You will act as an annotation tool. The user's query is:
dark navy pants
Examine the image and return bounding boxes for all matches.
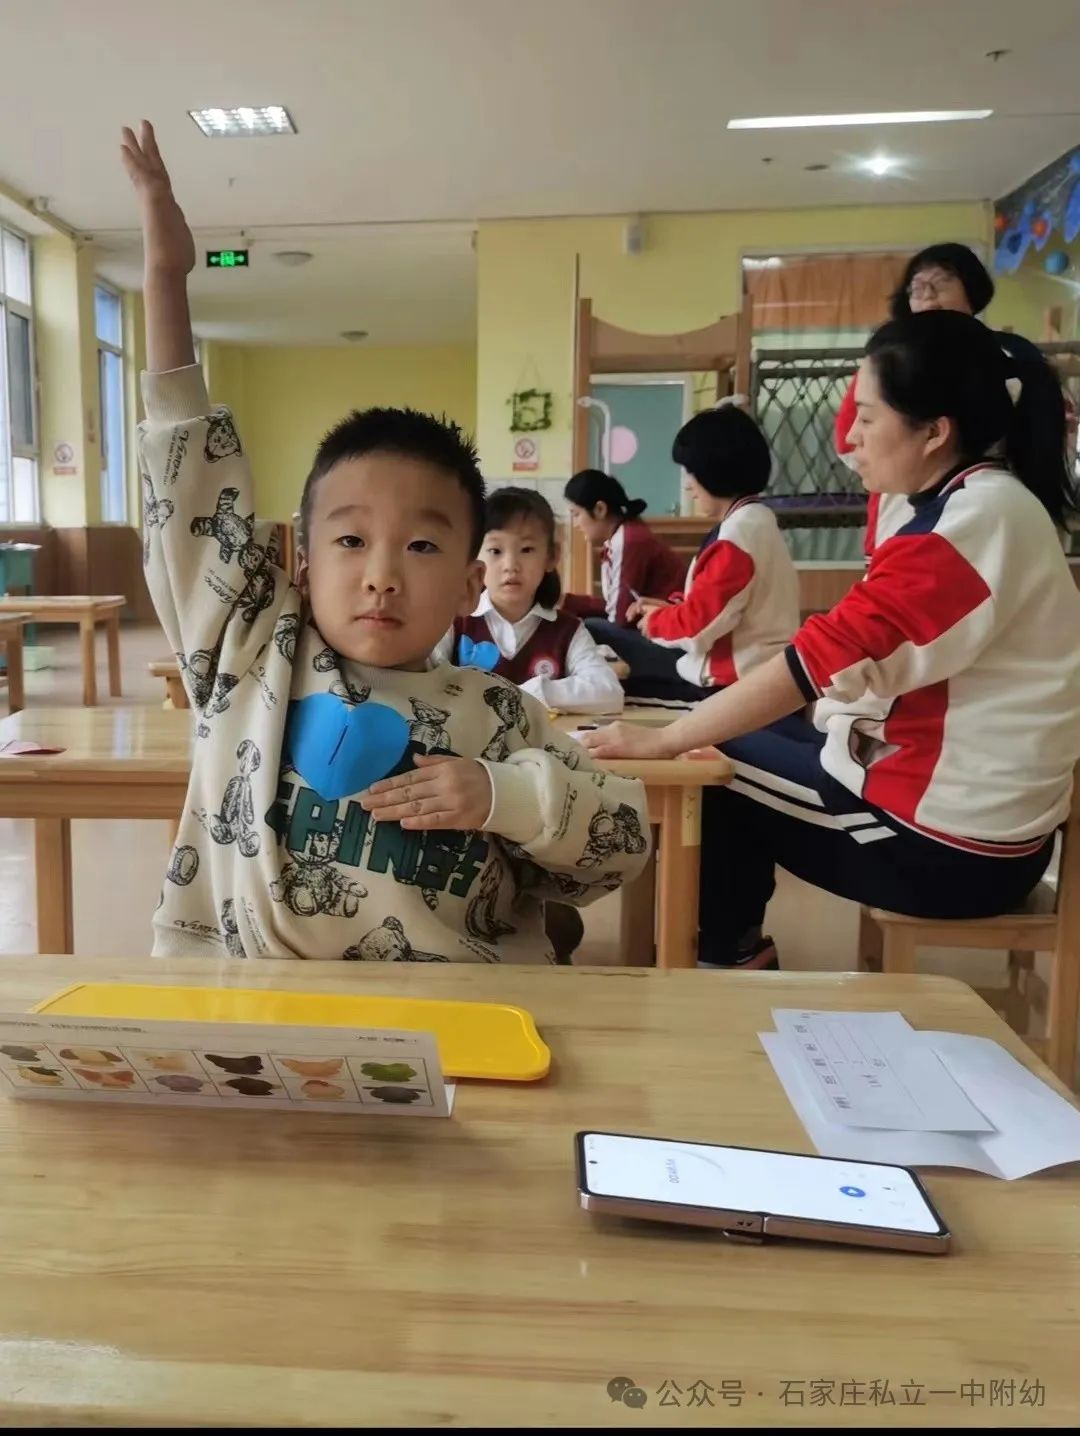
[585,618,709,705]
[699,716,1054,964]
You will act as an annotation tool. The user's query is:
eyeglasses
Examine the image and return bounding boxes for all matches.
[907,272,958,300]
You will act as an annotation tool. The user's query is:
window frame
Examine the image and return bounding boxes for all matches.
[0,222,39,524]
[95,280,127,524]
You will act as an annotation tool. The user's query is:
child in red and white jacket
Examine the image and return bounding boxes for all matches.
[596,405,799,703]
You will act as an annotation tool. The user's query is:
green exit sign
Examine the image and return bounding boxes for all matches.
[206,249,249,269]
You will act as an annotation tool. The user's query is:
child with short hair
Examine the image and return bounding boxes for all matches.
[123,121,649,963]
[441,487,624,714]
[562,469,687,627]
[597,406,799,702]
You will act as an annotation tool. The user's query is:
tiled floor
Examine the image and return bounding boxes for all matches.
[0,622,1031,1006]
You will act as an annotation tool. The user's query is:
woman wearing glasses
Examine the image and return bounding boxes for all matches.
[835,243,1044,471]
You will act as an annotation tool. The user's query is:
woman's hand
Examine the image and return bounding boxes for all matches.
[359,754,493,831]
[121,121,196,276]
[580,722,679,761]
[625,596,668,624]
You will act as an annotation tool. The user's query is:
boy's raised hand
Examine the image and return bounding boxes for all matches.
[121,122,195,276]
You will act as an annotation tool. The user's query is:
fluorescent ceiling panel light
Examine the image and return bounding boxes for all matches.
[728,110,991,129]
[189,106,296,137]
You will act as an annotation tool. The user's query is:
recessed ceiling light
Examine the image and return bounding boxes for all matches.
[862,155,898,177]
[340,330,369,343]
[728,109,991,129]
[273,250,314,267]
[804,162,830,172]
[189,106,296,137]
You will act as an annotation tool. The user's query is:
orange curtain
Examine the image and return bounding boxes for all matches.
[745,253,910,334]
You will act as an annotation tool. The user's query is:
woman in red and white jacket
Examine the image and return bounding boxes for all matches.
[583,311,1080,969]
[562,470,686,628]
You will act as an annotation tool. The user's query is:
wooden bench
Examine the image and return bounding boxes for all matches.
[0,596,125,707]
[0,612,29,714]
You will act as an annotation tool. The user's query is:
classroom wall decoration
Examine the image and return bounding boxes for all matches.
[993,145,1080,277]
[509,388,553,432]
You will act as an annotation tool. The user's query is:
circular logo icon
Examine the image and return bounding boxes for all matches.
[531,658,557,680]
[839,1185,866,1198]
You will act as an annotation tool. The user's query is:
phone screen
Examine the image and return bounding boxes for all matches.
[579,1132,945,1234]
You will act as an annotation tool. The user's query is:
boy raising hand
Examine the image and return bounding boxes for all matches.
[125,122,649,962]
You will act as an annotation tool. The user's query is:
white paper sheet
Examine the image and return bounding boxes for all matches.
[771,1009,993,1131]
[761,1011,1080,1179]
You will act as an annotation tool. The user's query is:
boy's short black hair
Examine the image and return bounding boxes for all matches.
[298,406,486,555]
[672,407,772,498]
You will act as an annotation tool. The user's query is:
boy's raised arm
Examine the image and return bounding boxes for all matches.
[123,121,286,708]
[120,123,196,373]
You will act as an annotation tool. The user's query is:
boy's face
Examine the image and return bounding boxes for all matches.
[298,453,482,670]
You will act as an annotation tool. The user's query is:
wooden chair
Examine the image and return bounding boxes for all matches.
[859,765,1080,1087]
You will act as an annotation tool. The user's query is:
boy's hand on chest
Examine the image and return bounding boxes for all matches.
[360,755,493,832]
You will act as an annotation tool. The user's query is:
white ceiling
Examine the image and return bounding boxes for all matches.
[2,0,1078,343]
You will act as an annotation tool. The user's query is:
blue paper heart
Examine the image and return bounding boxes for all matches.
[458,635,500,671]
[285,694,410,800]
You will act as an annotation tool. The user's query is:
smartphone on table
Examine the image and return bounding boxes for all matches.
[577,1131,950,1255]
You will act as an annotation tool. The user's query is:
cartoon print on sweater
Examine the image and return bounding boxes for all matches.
[458,936,504,964]
[480,684,530,761]
[544,742,581,771]
[142,472,174,560]
[270,829,368,918]
[342,915,449,962]
[190,486,255,564]
[578,803,648,869]
[208,738,262,857]
[237,543,276,625]
[183,646,240,717]
[220,898,246,958]
[465,861,515,942]
[272,613,301,664]
[312,645,371,705]
[204,410,243,463]
[409,698,451,754]
[165,844,200,887]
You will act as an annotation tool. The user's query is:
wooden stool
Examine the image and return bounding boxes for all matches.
[0,596,126,707]
[149,659,189,710]
[0,612,29,714]
[859,766,1080,1087]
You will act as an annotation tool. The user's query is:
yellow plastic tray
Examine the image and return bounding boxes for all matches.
[33,983,550,1082]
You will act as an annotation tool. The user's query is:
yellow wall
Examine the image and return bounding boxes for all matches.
[32,236,102,526]
[200,343,477,520]
[476,201,995,478]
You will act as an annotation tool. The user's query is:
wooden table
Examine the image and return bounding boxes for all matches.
[148,657,189,709]
[0,611,29,714]
[0,707,731,967]
[0,958,1074,1427]
[0,595,125,707]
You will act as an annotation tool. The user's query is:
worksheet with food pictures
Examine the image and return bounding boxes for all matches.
[0,1014,453,1116]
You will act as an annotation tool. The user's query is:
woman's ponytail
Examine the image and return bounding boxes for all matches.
[999,336,1076,529]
